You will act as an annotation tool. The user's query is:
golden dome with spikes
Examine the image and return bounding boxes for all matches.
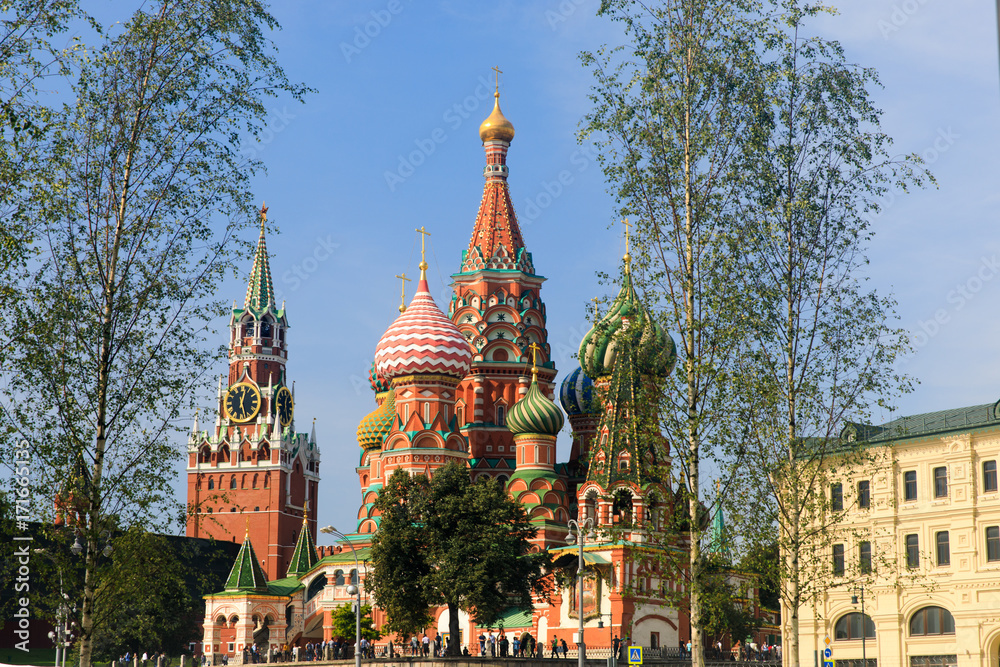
[479,92,515,143]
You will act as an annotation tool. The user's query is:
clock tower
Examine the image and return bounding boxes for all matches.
[186,204,320,580]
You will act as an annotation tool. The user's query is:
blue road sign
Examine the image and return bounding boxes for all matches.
[628,647,642,665]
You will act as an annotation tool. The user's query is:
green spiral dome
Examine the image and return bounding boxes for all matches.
[507,377,565,436]
[579,270,676,379]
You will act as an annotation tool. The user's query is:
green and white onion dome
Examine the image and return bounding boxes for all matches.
[578,271,676,379]
[507,377,565,436]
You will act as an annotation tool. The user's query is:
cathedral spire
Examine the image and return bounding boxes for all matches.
[245,202,275,312]
[462,79,531,275]
[286,511,319,577]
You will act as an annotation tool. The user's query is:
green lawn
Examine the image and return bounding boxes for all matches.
[0,647,56,666]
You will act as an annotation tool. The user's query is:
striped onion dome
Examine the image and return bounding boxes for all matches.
[357,391,396,450]
[508,376,565,436]
[559,366,599,416]
[374,278,472,381]
[579,270,676,379]
[369,362,389,393]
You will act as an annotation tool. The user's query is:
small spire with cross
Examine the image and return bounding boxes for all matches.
[591,296,601,322]
[395,272,411,313]
[415,226,431,278]
[491,65,503,95]
[527,341,542,381]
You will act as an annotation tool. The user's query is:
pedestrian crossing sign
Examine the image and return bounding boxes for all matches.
[628,646,642,664]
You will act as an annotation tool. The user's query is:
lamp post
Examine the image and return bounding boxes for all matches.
[851,584,866,667]
[34,549,73,667]
[567,518,595,667]
[321,526,362,667]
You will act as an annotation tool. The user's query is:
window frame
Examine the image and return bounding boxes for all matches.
[832,543,845,576]
[987,526,1000,562]
[834,612,876,641]
[857,480,871,509]
[933,466,948,498]
[904,470,918,501]
[984,460,998,493]
[905,533,920,569]
[859,541,872,574]
[909,606,955,636]
[936,531,950,566]
[831,483,844,511]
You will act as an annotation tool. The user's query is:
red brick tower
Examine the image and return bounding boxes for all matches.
[186,204,320,579]
[449,88,557,483]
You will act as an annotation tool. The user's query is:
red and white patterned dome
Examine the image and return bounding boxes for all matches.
[375,278,472,381]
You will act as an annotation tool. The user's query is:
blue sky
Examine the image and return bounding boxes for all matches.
[184,1,1000,539]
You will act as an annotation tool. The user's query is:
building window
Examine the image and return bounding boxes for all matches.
[858,480,870,509]
[350,569,359,585]
[832,543,845,576]
[936,531,950,566]
[909,657,957,667]
[906,534,919,568]
[909,606,955,636]
[230,476,237,490]
[834,612,875,640]
[933,466,948,498]
[985,460,998,493]
[904,470,917,501]
[208,478,215,490]
[987,526,1000,562]
[334,570,344,586]
[496,405,506,427]
[456,406,464,425]
[859,541,872,573]
[831,483,843,511]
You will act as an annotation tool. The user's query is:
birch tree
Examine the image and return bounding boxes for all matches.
[0,3,307,666]
[581,2,768,663]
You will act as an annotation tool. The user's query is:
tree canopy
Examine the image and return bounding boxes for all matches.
[368,465,550,654]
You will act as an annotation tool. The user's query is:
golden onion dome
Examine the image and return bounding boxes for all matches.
[479,92,515,143]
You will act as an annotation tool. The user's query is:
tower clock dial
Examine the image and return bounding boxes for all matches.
[224,382,261,422]
[275,386,294,427]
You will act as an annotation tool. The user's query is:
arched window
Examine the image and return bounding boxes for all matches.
[306,574,326,601]
[230,476,237,490]
[259,443,270,462]
[242,320,253,338]
[219,444,230,464]
[208,478,215,490]
[199,446,211,463]
[496,405,506,427]
[263,473,270,489]
[910,606,955,636]
[835,613,875,640]
[349,569,359,585]
[335,570,345,586]
[496,475,509,486]
[260,318,272,338]
[253,474,259,489]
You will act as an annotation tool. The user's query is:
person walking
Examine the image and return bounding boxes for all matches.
[560,639,568,659]
[551,638,558,659]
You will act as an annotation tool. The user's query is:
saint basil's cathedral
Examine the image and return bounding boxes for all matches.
[186,87,752,659]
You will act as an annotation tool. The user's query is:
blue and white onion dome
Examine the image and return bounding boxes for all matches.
[559,366,599,416]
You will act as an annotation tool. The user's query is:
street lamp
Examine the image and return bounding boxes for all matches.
[34,550,73,667]
[567,518,596,667]
[851,584,867,667]
[321,526,361,667]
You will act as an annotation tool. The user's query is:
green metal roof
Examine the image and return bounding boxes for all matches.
[268,577,305,596]
[497,607,533,629]
[848,402,1000,443]
[224,537,269,592]
[286,521,319,577]
[245,220,275,313]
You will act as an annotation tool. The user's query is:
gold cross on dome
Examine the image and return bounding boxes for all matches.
[527,341,542,367]
[415,226,432,274]
[395,273,411,313]
[491,66,503,93]
[622,217,631,252]
[591,296,601,320]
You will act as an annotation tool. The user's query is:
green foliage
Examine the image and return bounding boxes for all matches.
[698,554,761,647]
[369,465,551,654]
[0,3,309,666]
[329,604,381,642]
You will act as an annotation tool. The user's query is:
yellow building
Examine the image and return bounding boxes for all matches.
[793,403,1000,667]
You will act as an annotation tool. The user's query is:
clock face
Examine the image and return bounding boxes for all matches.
[224,382,261,423]
[275,386,294,427]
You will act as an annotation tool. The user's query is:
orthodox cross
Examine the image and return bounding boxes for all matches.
[415,226,431,272]
[527,341,542,381]
[592,296,601,321]
[491,65,503,93]
[395,272,411,313]
[622,217,632,272]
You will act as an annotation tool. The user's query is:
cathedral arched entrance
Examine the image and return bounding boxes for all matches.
[436,607,471,651]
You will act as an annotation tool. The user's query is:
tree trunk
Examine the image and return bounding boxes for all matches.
[447,602,460,656]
